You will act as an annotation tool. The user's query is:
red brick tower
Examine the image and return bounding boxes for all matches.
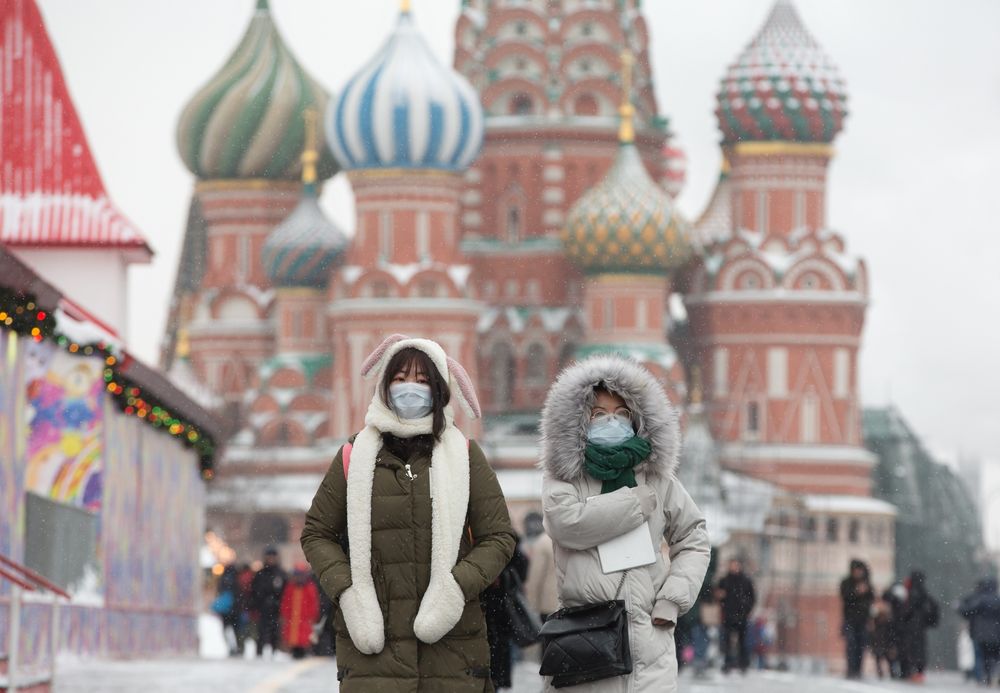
[684,1,894,667]
[325,4,485,437]
[453,0,680,414]
[165,0,338,434]
[561,52,693,402]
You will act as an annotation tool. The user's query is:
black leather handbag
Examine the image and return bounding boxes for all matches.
[538,572,632,688]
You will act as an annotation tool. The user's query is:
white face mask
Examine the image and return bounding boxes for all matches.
[586,414,635,447]
[388,382,433,419]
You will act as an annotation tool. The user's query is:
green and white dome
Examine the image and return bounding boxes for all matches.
[176,0,338,181]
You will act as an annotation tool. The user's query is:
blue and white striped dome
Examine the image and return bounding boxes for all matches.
[327,9,484,172]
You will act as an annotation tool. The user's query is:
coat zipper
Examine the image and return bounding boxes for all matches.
[404,463,415,480]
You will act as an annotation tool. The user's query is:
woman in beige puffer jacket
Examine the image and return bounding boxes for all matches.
[540,355,710,693]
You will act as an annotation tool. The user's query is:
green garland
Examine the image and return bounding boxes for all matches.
[0,287,216,477]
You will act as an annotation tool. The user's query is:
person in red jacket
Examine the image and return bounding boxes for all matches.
[281,563,320,659]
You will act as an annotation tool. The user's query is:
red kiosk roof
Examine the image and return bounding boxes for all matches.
[0,0,151,259]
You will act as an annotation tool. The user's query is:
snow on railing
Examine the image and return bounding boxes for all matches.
[0,553,69,692]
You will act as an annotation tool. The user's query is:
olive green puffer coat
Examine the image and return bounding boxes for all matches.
[301,436,515,692]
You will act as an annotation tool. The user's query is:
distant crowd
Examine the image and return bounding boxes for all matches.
[211,546,333,659]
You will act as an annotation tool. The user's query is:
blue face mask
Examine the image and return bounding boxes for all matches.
[389,382,433,419]
[587,415,635,447]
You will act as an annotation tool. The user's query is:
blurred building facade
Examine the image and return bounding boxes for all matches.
[1,0,222,663]
[159,0,981,671]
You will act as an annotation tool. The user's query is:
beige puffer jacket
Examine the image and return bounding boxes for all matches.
[540,356,710,693]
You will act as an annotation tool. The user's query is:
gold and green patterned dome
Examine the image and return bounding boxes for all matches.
[562,143,692,276]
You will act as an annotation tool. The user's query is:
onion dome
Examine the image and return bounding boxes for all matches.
[176,0,338,181]
[715,0,847,144]
[562,54,692,276]
[261,112,346,288]
[327,3,484,172]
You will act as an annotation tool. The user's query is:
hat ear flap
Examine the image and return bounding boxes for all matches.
[447,356,481,419]
[361,334,409,378]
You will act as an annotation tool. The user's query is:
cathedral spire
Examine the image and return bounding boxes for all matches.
[618,51,635,145]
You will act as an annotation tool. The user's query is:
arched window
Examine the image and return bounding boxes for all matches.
[826,517,840,543]
[557,342,576,372]
[507,206,521,242]
[525,343,547,384]
[574,93,598,116]
[510,93,534,115]
[491,342,516,409]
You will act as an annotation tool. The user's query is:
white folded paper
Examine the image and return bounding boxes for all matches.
[596,521,656,574]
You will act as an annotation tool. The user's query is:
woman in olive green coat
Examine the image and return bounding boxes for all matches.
[301,335,515,692]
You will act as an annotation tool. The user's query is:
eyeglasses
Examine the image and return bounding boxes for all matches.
[589,408,632,424]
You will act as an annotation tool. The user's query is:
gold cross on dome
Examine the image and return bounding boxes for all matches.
[619,50,635,144]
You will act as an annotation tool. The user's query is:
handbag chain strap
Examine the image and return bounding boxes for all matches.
[612,570,629,602]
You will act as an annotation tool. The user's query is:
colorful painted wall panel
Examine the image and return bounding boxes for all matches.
[25,348,105,511]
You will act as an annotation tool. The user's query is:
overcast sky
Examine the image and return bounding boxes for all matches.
[35,0,1000,468]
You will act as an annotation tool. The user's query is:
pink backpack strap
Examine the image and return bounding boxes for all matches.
[342,442,352,479]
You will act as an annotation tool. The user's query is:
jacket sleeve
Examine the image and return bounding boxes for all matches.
[300,447,353,602]
[451,440,517,600]
[541,472,647,551]
[652,477,711,625]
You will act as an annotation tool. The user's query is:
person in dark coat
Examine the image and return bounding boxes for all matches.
[716,558,756,674]
[871,599,893,679]
[215,564,241,656]
[882,580,909,679]
[482,541,529,690]
[896,570,939,682]
[840,558,874,678]
[960,577,1000,685]
[235,563,254,654]
[251,546,287,657]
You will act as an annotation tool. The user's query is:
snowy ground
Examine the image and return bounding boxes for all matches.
[50,659,969,693]
[50,616,966,692]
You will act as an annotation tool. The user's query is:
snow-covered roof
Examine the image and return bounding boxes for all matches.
[477,306,582,335]
[0,0,150,259]
[804,494,898,516]
[206,473,325,512]
[696,226,865,296]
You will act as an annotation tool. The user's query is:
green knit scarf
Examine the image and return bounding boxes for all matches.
[583,436,652,494]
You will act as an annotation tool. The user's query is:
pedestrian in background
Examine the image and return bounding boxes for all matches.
[482,541,530,690]
[301,335,515,691]
[883,580,909,679]
[539,355,710,693]
[871,599,893,679]
[522,512,558,622]
[840,558,874,679]
[716,558,756,674]
[235,562,254,654]
[960,577,1000,685]
[281,563,320,659]
[212,563,240,657]
[897,570,939,682]
[251,546,287,658]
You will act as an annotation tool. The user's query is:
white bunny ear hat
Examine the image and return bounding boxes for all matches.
[360,333,482,419]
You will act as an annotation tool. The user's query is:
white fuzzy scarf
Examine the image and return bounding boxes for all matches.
[338,397,471,654]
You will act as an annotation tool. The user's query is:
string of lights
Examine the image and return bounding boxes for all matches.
[1,287,217,477]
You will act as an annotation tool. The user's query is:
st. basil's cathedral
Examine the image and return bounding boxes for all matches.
[162,0,894,669]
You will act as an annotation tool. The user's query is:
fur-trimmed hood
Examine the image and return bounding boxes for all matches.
[540,355,681,483]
